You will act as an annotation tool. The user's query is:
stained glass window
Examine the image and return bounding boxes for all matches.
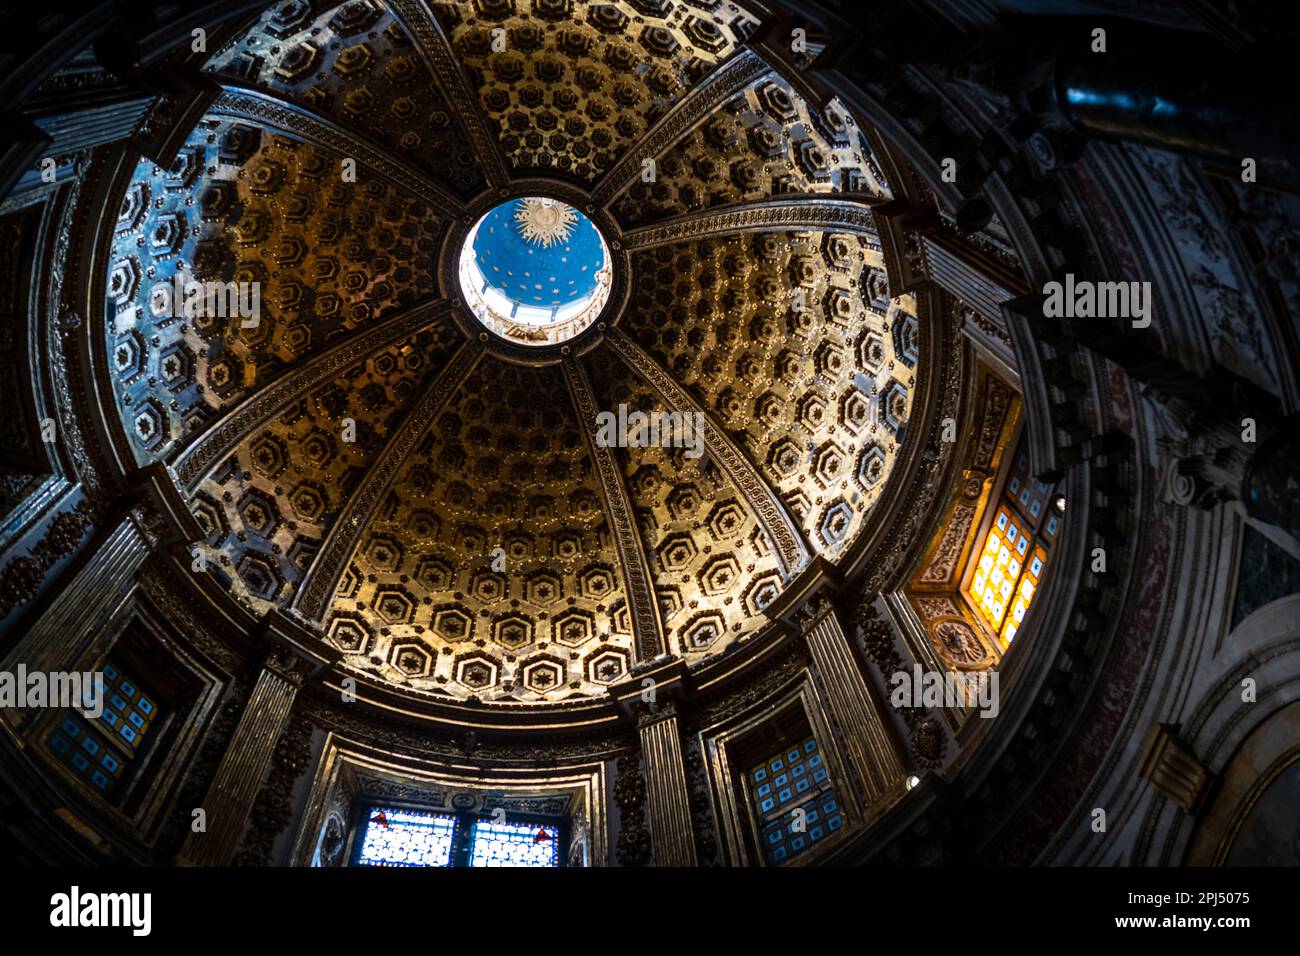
[966,445,1059,646]
[45,659,161,799]
[748,736,842,865]
[98,660,158,751]
[355,809,457,867]
[352,807,565,867]
[468,819,560,867]
[47,715,125,795]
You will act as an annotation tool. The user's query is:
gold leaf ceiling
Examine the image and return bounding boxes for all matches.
[103,0,920,704]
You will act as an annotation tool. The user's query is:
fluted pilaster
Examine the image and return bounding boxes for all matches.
[638,705,697,867]
[179,644,310,866]
[800,598,904,803]
[1,510,147,730]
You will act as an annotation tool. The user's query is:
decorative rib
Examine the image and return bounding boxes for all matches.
[210,84,464,214]
[387,0,510,189]
[292,339,485,621]
[605,327,811,578]
[621,195,886,251]
[171,299,456,490]
[589,50,769,208]
[561,354,666,662]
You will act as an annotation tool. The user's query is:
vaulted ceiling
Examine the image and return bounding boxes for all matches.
[102,0,919,704]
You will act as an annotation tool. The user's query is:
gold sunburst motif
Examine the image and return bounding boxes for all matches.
[514,198,578,248]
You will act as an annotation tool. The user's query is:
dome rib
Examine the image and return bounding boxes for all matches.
[604,327,811,577]
[561,354,666,663]
[588,49,770,208]
[386,0,512,189]
[293,339,487,622]
[621,194,887,252]
[210,82,467,217]
[172,298,456,490]
[203,0,489,199]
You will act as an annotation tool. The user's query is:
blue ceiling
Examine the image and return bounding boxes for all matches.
[471,199,604,310]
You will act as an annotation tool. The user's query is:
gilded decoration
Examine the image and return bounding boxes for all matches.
[94,0,923,705]
[905,367,1020,670]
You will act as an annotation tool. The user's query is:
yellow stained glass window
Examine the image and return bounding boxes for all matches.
[966,449,1059,647]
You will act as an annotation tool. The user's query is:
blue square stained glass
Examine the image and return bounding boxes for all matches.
[48,660,163,801]
[97,662,157,753]
[47,715,125,795]
[747,735,841,865]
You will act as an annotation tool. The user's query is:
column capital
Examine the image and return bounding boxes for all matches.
[795,591,838,635]
[607,658,692,724]
[634,698,679,730]
[260,608,340,688]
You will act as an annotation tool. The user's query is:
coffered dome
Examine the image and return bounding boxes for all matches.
[8,0,1299,877]
[102,0,915,705]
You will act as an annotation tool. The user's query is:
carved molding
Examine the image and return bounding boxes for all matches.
[210,85,463,215]
[47,156,106,498]
[136,556,246,673]
[917,502,977,585]
[614,749,652,866]
[232,712,314,866]
[293,339,485,621]
[562,355,665,662]
[172,299,455,490]
[621,195,886,251]
[604,328,810,578]
[691,639,809,728]
[386,0,509,189]
[853,291,965,595]
[0,497,97,617]
[854,602,949,769]
[681,731,720,865]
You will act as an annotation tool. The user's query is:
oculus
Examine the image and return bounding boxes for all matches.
[458,196,612,346]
